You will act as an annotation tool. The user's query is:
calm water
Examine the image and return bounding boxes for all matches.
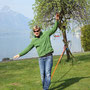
[0,31,82,61]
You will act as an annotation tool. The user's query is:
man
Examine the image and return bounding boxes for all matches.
[13,14,59,90]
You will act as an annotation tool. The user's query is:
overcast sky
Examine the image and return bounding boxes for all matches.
[0,0,35,19]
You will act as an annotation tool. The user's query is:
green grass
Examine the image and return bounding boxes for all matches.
[0,52,90,90]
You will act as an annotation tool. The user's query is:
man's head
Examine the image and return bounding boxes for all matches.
[33,25,41,37]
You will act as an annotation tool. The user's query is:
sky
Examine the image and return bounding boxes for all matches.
[0,0,35,19]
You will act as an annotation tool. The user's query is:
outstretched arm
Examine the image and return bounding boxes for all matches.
[47,13,60,36]
[13,41,34,59]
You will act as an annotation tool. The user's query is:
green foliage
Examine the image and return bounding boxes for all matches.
[81,24,90,51]
[29,0,89,31]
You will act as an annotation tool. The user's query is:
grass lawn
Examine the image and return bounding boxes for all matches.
[0,52,90,90]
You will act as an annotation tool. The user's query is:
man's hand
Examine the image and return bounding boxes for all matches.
[13,54,20,59]
[56,13,59,20]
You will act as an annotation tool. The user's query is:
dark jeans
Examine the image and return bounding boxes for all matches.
[39,55,53,90]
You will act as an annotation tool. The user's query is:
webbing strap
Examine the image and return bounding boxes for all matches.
[51,46,66,79]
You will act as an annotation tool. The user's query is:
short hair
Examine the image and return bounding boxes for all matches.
[33,25,41,31]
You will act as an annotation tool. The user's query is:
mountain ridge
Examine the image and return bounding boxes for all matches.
[0,6,31,33]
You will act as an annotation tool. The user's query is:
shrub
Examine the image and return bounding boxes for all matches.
[81,24,90,51]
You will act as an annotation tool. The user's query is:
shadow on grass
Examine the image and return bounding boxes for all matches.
[50,76,90,90]
[49,53,90,90]
[50,66,73,89]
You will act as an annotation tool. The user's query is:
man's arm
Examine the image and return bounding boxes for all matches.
[47,20,59,36]
[47,13,59,36]
[19,43,34,57]
[13,41,34,59]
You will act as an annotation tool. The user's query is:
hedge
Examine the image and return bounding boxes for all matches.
[81,24,90,51]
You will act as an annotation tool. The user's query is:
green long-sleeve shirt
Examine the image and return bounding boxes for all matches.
[19,20,59,57]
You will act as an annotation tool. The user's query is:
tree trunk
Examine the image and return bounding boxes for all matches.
[62,30,70,61]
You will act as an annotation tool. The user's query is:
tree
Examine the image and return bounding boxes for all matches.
[81,24,90,51]
[29,0,90,61]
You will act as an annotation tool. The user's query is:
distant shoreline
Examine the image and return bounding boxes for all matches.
[1,52,89,63]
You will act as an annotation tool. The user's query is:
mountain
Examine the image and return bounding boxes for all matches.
[0,6,30,33]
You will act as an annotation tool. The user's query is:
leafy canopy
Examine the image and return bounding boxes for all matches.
[29,0,90,32]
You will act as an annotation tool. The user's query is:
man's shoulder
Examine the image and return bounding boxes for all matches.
[31,37,36,41]
[43,30,50,35]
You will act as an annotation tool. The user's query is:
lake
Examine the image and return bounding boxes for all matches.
[0,30,83,61]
